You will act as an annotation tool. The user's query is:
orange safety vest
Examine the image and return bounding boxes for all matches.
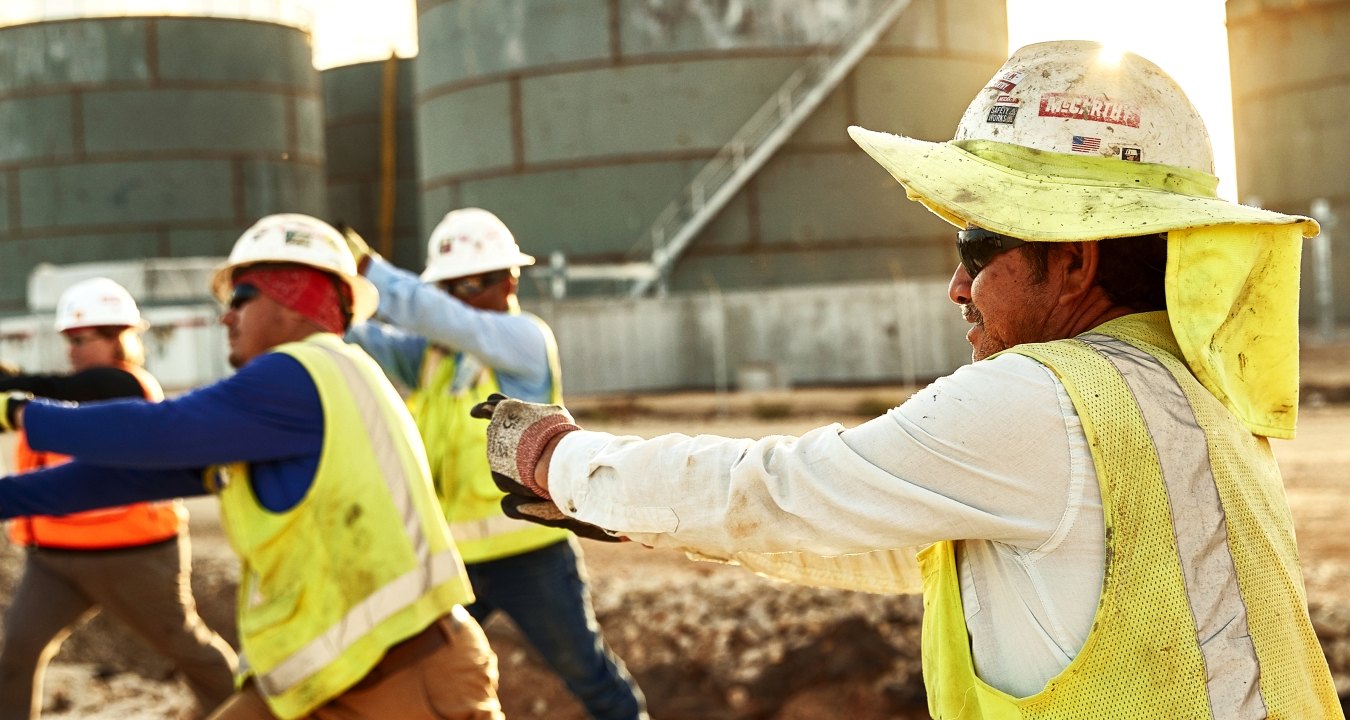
[8,363,184,550]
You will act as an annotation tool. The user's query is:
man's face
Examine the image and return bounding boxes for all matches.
[438,269,516,312]
[947,238,1058,361]
[221,284,296,368]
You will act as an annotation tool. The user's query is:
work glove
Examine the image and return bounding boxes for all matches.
[0,391,32,433]
[470,393,623,543]
[334,222,377,274]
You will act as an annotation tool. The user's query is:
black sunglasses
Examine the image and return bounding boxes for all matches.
[957,228,1030,278]
[228,283,261,311]
[439,270,511,299]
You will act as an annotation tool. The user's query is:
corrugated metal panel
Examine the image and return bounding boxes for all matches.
[534,279,968,394]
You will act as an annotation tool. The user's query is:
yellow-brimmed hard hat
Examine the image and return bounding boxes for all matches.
[848,40,1318,242]
[851,40,1312,439]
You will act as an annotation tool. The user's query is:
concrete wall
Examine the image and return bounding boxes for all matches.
[1227,0,1350,325]
[322,58,424,272]
[413,0,1007,296]
[0,16,325,312]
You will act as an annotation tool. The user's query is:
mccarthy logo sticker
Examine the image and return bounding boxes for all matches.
[1039,93,1141,127]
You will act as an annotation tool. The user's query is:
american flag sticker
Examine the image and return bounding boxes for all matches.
[1071,135,1102,153]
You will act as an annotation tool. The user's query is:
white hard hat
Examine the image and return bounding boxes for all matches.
[421,208,535,283]
[848,40,1316,242]
[209,213,379,323]
[55,277,146,332]
[952,40,1213,172]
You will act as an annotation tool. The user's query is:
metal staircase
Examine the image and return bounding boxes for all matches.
[543,0,913,298]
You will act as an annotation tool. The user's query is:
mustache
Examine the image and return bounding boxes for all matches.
[961,303,982,324]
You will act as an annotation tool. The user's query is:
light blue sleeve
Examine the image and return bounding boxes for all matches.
[345,319,428,390]
[363,257,554,402]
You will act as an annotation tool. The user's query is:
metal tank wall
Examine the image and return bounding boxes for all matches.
[413,0,1007,296]
[0,16,325,312]
[322,58,423,272]
[1227,0,1350,325]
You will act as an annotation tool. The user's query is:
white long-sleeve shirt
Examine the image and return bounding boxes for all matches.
[549,353,1104,698]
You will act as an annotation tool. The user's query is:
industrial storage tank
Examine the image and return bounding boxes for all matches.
[322,57,423,271]
[0,6,325,312]
[413,0,1008,297]
[1227,0,1350,327]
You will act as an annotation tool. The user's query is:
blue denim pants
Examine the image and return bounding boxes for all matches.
[464,538,647,720]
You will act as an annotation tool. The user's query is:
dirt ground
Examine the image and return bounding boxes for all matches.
[2,341,1350,718]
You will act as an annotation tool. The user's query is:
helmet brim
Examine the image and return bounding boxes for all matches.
[419,252,535,284]
[848,126,1319,241]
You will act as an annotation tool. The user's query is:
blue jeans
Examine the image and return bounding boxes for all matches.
[465,538,646,720]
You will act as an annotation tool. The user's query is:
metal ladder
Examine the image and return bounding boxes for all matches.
[543,0,913,298]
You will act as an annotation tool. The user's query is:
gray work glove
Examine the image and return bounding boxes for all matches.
[470,393,623,543]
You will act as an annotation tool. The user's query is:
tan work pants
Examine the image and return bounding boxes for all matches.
[0,536,237,720]
[206,607,502,720]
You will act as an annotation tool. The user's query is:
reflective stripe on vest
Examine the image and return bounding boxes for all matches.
[254,341,458,698]
[257,550,462,696]
[447,513,552,543]
[1086,334,1262,717]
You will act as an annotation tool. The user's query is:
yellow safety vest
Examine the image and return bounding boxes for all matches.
[920,312,1340,719]
[214,333,474,719]
[407,313,570,563]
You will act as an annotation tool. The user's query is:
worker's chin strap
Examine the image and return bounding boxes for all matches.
[1165,224,1303,439]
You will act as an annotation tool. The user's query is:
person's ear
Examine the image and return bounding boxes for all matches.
[1055,241,1098,301]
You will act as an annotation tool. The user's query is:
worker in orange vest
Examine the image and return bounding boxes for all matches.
[0,278,236,720]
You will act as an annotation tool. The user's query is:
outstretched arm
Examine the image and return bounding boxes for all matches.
[364,257,549,383]
[22,352,324,468]
[0,463,207,519]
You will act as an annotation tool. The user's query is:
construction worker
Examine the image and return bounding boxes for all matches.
[0,278,236,720]
[0,214,502,720]
[474,41,1342,718]
[343,209,647,720]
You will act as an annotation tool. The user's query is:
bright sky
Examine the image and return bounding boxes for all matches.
[309,0,1238,199]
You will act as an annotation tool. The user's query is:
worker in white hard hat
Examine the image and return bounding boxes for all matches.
[0,215,502,720]
[343,208,647,720]
[0,278,236,720]
[472,40,1341,718]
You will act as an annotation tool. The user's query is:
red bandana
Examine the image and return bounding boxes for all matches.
[233,267,348,334]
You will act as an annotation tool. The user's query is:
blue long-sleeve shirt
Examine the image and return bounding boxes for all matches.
[347,256,553,403]
[1,351,325,518]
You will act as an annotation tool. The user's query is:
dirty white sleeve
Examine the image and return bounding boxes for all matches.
[547,353,1084,556]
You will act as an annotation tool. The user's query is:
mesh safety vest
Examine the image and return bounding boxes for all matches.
[407,313,569,563]
[215,334,473,719]
[920,312,1340,719]
[9,363,183,549]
